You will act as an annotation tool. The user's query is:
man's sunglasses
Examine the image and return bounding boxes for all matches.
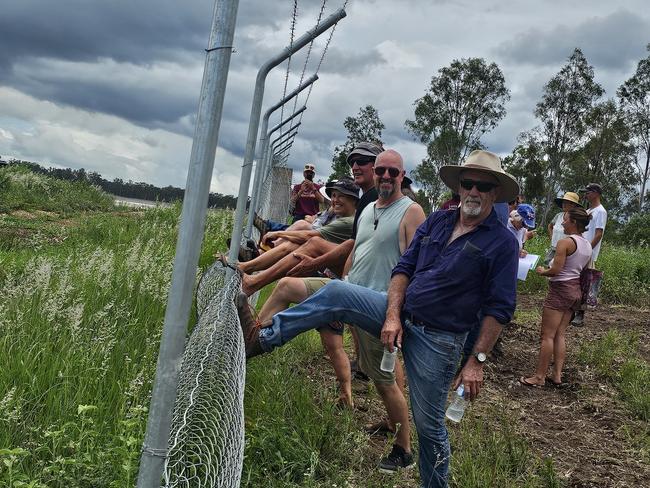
[374,166,401,178]
[349,156,375,166]
[459,179,499,193]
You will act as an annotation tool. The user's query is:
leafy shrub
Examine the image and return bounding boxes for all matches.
[613,212,650,248]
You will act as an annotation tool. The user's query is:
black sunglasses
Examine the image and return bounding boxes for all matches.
[374,166,401,178]
[349,156,375,166]
[459,179,499,193]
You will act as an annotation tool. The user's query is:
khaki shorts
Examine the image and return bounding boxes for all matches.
[301,277,344,335]
[356,327,395,385]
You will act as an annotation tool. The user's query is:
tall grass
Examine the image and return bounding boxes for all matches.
[0,205,231,486]
[0,165,114,213]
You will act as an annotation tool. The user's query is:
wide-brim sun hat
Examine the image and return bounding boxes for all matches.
[439,150,520,203]
[554,191,582,209]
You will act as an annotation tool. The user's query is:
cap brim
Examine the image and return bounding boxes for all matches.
[439,165,520,203]
[319,186,330,201]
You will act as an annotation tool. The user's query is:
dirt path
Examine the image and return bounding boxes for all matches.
[485,295,650,487]
[306,295,649,487]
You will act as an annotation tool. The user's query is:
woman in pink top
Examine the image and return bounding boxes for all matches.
[520,208,592,387]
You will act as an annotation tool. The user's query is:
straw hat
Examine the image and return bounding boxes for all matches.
[554,191,582,208]
[439,150,519,203]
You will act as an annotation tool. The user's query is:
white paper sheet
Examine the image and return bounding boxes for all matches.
[517,253,540,281]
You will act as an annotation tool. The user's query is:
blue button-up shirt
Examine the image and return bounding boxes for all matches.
[392,208,518,333]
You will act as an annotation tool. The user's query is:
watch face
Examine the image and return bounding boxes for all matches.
[476,352,487,363]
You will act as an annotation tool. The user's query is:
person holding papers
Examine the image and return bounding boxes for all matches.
[507,204,535,257]
[520,208,592,387]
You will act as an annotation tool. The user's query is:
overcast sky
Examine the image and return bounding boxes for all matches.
[1,0,648,195]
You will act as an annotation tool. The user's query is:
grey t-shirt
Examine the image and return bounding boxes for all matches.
[347,196,414,292]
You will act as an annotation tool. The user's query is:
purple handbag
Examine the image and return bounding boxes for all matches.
[580,267,604,308]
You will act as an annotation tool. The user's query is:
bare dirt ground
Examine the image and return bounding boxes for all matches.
[305,294,650,487]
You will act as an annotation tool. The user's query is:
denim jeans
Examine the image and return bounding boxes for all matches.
[265,219,289,232]
[402,320,467,487]
[259,280,467,487]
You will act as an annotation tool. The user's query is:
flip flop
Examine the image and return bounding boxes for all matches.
[519,376,543,388]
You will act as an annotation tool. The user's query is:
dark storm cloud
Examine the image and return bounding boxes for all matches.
[496,10,649,71]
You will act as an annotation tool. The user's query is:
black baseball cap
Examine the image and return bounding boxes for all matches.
[579,183,602,194]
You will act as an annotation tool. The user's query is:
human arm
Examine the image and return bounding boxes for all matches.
[535,237,571,276]
[380,273,410,352]
[398,204,426,253]
[452,316,502,401]
[287,238,355,277]
[591,228,603,249]
[547,222,553,238]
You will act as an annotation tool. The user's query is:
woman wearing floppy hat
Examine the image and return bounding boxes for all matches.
[544,192,582,265]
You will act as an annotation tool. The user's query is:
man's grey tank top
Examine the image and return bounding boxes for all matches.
[347,196,414,292]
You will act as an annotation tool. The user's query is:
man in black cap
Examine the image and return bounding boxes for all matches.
[572,183,607,326]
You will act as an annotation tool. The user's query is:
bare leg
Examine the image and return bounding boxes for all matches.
[550,310,573,383]
[375,383,411,452]
[258,277,309,322]
[523,307,565,385]
[242,238,337,296]
[240,241,299,274]
[320,328,353,408]
[273,220,313,246]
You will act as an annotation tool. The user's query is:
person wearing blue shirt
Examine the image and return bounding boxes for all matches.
[236,150,519,487]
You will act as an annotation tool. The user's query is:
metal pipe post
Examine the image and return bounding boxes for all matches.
[136,0,239,487]
[245,76,317,236]
[228,8,346,264]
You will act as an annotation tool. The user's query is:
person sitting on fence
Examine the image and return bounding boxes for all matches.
[520,207,592,388]
[545,191,582,265]
[290,163,324,222]
[236,150,520,485]
[253,185,335,238]
[240,148,425,471]
[229,179,359,296]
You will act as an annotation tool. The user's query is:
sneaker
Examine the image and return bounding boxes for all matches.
[571,310,585,327]
[235,292,264,359]
[378,444,415,473]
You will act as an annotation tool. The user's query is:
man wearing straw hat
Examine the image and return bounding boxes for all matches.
[237,149,519,487]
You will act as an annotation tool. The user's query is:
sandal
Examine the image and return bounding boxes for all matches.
[519,376,543,388]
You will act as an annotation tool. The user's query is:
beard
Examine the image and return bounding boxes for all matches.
[376,179,395,199]
[461,197,482,216]
[304,173,314,181]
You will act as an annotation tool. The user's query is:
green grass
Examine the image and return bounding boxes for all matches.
[0,165,114,214]
[0,204,230,487]
[577,330,650,421]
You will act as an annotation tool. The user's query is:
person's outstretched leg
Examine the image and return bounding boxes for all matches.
[240,241,299,274]
[248,280,387,355]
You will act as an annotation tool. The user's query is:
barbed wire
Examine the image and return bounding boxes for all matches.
[280,0,299,124]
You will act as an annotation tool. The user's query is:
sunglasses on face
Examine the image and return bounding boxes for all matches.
[374,166,401,178]
[459,179,499,193]
[304,165,315,171]
[350,156,375,166]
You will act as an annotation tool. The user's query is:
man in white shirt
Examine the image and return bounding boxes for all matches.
[572,183,607,326]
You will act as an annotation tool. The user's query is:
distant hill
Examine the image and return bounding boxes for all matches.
[3,159,238,209]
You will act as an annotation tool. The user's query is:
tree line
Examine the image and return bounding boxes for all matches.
[331,45,650,224]
[3,160,238,209]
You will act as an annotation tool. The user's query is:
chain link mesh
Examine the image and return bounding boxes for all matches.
[164,263,245,488]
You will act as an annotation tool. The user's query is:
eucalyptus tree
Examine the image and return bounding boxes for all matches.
[618,44,650,212]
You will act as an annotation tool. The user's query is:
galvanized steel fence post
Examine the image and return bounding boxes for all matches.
[228,8,346,266]
[136,0,240,486]
[245,75,318,237]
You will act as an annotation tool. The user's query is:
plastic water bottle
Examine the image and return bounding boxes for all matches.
[380,346,398,372]
[445,385,468,423]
